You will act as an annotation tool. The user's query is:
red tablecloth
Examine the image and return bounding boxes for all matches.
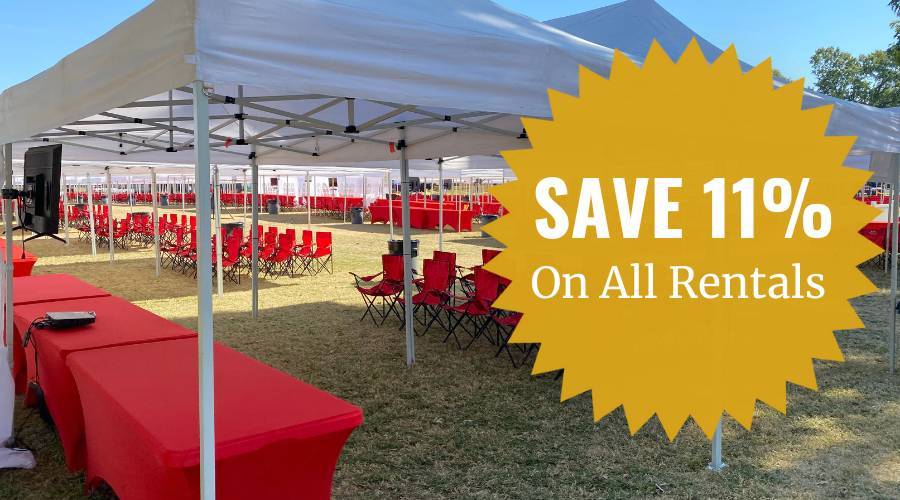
[68,339,363,500]
[12,296,196,471]
[860,222,888,248]
[0,239,39,276]
[369,205,474,231]
[12,274,110,306]
[8,274,111,387]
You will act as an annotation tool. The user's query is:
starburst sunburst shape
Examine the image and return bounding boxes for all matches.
[486,39,881,440]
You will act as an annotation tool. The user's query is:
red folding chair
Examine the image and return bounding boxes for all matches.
[408,258,453,334]
[219,228,243,284]
[350,254,404,325]
[308,231,333,275]
[264,233,295,278]
[442,267,500,349]
[490,312,532,367]
[292,230,314,274]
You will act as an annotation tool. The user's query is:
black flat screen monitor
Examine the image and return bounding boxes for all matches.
[22,145,62,235]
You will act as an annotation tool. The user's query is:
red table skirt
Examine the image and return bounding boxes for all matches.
[0,239,38,276]
[860,222,888,248]
[68,339,362,500]
[369,205,474,231]
[13,296,197,471]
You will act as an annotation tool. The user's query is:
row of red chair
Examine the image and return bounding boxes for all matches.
[350,248,529,367]
[159,222,334,283]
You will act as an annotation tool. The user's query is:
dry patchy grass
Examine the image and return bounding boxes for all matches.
[0,206,897,499]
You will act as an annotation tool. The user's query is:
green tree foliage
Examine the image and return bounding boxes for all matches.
[810,47,899,107]
[808,3,899,107]
[772,68,792,82]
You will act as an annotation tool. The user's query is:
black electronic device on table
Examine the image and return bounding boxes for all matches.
[44,311,96,329]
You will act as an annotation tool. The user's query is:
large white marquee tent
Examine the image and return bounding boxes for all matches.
[0,0,897,490]
[0,0,618,493]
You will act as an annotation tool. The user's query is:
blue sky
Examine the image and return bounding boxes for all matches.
[0,0,895,91]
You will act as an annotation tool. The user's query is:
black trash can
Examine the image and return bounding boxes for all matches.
[267,199,279,215]
[480,214,499,237]
[160,194,169,207]
[222,222,244,239]
[388,239,420,273]
[350,207,364,224]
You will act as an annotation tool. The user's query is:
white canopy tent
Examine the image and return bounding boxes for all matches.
[545,0,900,156]
[0,0,895,487]
[545,0,900,471]
[0,0,619,491]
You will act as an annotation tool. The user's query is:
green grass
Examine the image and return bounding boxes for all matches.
[0,205,897,499]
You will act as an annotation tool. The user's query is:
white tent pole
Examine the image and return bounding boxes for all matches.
[389,171,394,240]
[242,170,247,229]
[105,168,114,262]
[399,128,415,366]
[361,173,366,220]
[343,175,348,222]
[214,165,224,298]
[128,175,134,216]
[438,159,444,250]
[887,185,893,273]
[708,418,725,471]
[181,176,186,213]
[86,172,97,256]
[192,80,216,500]
[61,173,69,245]
[151,168,160,277]
[3,144,14,368]
[306,171,311,231]
[891,153,900,375]
[457,175,462,233]
[251,146,260,319]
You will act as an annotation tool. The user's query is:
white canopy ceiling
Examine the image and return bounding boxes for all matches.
[546,0,900,155]
[0,0,615,166]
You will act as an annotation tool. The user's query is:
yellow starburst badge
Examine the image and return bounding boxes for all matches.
[487,39,880,440]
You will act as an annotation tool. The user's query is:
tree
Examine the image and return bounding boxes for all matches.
[808,3,899,106]
[772,68,792,82]
[810,46,899,107]
[891,0,900,63]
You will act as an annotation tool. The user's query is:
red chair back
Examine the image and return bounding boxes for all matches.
[315,231,332,250]
[226,229,243,258]
[383,254,404,282]
[277,233,293,252]
[433,249,456,267]
[473,267,500,304]
[301,230,313,246]
[482,249,502,264]
[422,259,450,292]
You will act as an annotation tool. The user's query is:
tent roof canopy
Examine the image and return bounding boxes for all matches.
[546,0,899,155]
[1,0,615,166]
[1,0,895,171]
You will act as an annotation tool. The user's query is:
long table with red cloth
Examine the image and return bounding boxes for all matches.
[308,196,364,211]
[0,238,39,277]
[9,274,111,391]
[12,295,197,471]
[369,205,475,231]
[67,338,363,500]
[860,222,888,248]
